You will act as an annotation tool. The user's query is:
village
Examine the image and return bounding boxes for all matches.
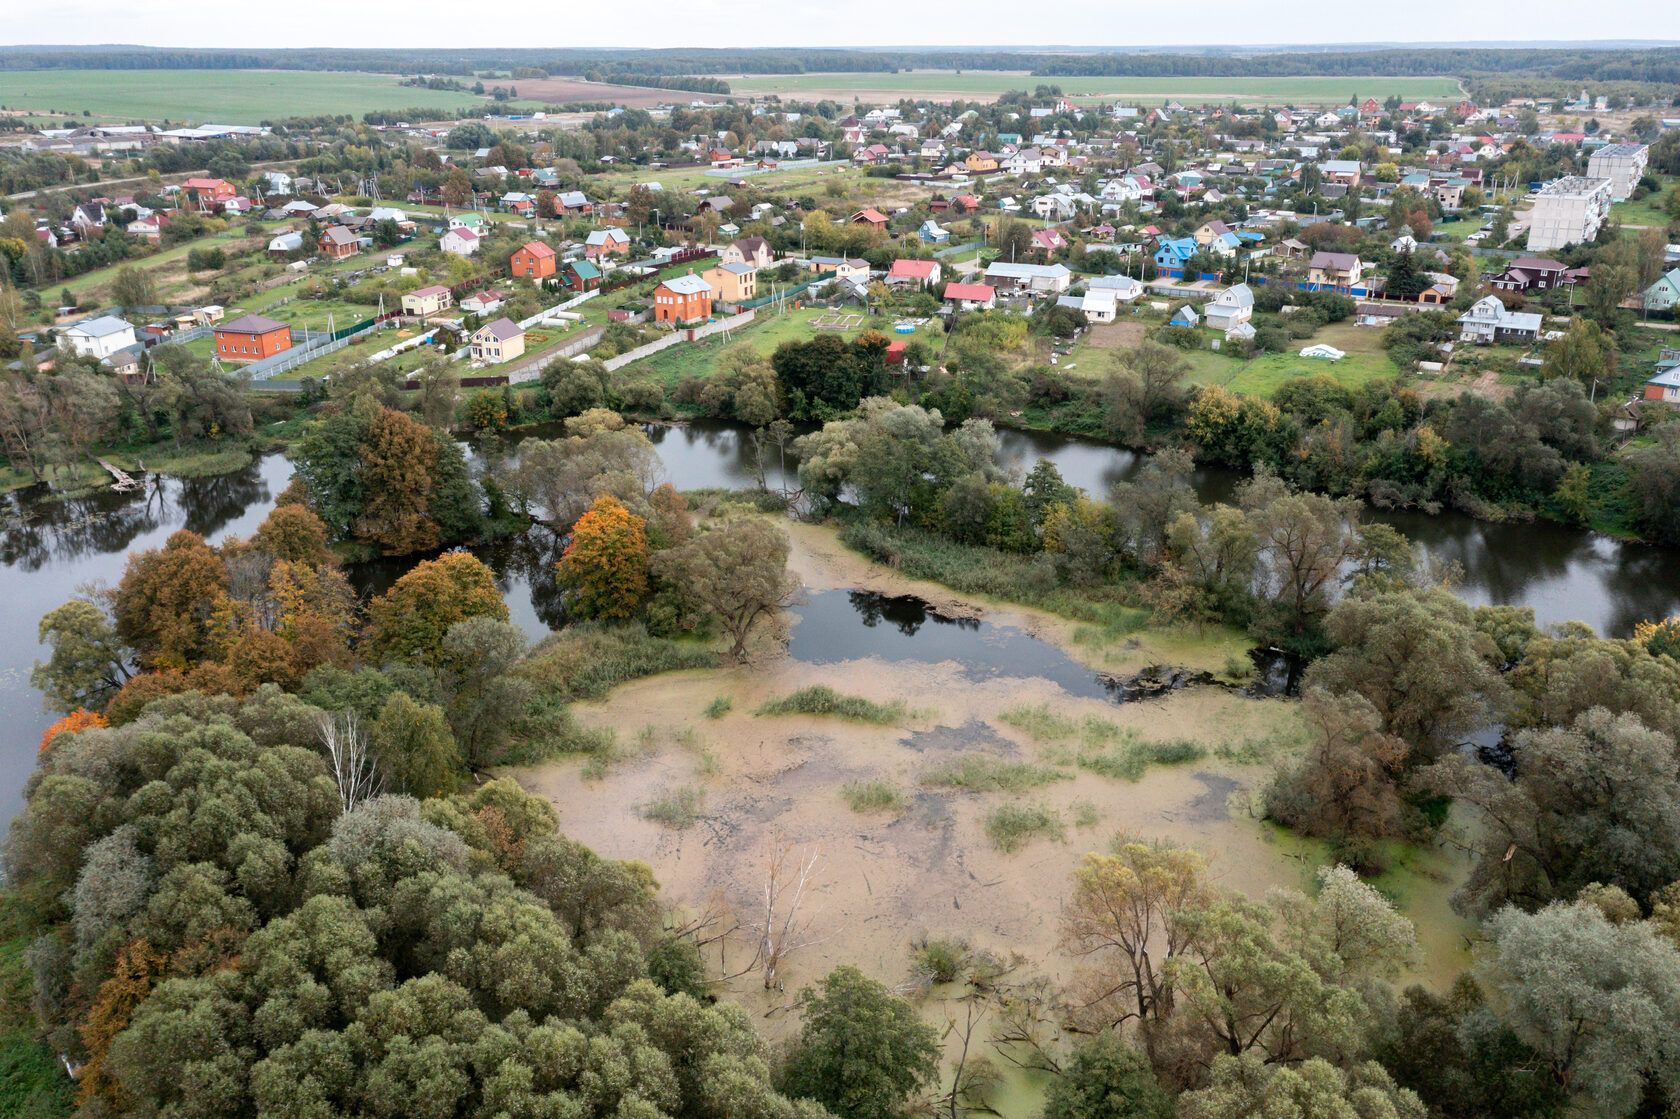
[6,84,1679,423]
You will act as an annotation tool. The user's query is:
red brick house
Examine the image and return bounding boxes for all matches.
[652,273,712,323]
[214,314,292,363]
[318,226,361,260]
[182,177,237,204]
[511,240,557,279]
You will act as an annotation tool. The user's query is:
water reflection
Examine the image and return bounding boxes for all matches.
[848,590,980,636]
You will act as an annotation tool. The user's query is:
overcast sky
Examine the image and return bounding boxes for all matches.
[5,0,1679,50]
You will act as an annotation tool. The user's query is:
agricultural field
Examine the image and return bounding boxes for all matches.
[0,69,509,125]
[715,71,1465,107]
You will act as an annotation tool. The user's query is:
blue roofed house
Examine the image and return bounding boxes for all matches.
[918,219,950,244]
[1154,237,1196,276]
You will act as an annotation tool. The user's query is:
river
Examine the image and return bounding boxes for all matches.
[1,419,1676,826]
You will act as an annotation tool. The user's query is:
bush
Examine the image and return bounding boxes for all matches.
[911,936,971,983]
[703,696,733,719]
[984,803,1064,852]
[640,784,705,828]
[919,755,1067,793]
[841,779,905,814]
[756,686,905,724]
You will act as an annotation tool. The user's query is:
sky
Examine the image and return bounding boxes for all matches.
[4,0,1679,51]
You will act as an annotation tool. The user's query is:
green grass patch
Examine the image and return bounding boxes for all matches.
[519,622,716,705]
[1074,738,1207,782]
[919,755,1069,794]
[841,778,907,814]
[984,803,1066,853]
[703,696,733,719]
[640,785,705,829]
[755,686,906,724]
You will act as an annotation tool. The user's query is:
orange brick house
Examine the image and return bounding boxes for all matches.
[511,240,557,279]
[214,314,292,362]
[182,177,237,203]
[318,226,361,260]
[652,273,713,323]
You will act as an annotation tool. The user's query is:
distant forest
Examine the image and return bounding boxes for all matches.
[1,45,1677,94]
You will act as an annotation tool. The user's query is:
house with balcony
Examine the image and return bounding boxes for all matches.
[1306,251,1363,292]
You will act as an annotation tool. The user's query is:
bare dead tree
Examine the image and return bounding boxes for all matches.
[317,710,384,813]
[748,830,825,990]
[940,995,1001,1119]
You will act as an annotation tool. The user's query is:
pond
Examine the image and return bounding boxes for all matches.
[1,418,1676,827]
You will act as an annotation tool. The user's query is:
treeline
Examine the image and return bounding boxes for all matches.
[583,71,731,95]
[1036,47,1680,83]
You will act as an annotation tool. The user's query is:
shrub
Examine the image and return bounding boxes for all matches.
[842,779,905,814]
[911,936,971,983]
[640,785,704,829]
[704,696,733,719]
[984,803,1064,852]
[919,756,1067,793]
[756,686,905,724]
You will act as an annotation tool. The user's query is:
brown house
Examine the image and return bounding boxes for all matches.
[511,240,557,279]
[318,226,361,260]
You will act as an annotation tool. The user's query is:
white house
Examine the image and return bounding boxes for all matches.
[1457,295,1543,344]
[1203,283,1255,331]
[440,226,481,256]
[1088,274,1145,302]
[1057,288,1120,323]
[60,315,136,359]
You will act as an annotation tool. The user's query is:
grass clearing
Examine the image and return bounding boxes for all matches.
[984,803,1066,853]
[755,685,907,724]
[639,784,706,829]
[1185,321,1400,398]
[0,69,508,125]
[841,778,907,814]
[920,755,1069,794]
[518,623,716,705]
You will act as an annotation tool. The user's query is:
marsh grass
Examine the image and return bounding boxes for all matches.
[1074,738,1208,782]
[919,755,1069,793]
[520,622,716,705]
[704,696,733,719]
[842,778,907,814]
[640,785,705,829]
[985,803,1065,853]
[756,686,906,724]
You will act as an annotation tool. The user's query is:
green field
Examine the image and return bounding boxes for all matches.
[1611,175,1677,229]
[0,69,506,125]
[717,71,1464,107]
[1185,321,1400,396]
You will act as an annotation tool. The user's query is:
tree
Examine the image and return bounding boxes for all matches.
[372,691,458,798]
[357,405,443,554]
[1477,900,1680,1115]
[1385,251,1429,300]
[1245,487,1364,647]
[365,552,509,667]
[33,596,132,713]
[1265,689,1410,864]
[436,616,531,768]
[1541,316,1616,390]
[1422,708,1680,916]
[779,965,941,1119]
[651,516,800,660]
[1043,1034,1173,1119]
[1623,427,1680,545]
[557,495,650,619]
[113,529,230,669]
[1178,1055,1426,1119]
[110,266,156,309]
[1306,585,1502,761]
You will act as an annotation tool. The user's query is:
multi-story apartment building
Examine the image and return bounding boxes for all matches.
[1525,176,1613,251]
[1586,142,1648,201]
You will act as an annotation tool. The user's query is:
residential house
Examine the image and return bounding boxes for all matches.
[560,259,602,293]
[262,171,293,195]
[850,209,889,232]
[1457,295,1542,343]
[71,202,106,234]
[181,177,237,204]
[1003,147,1043,174]
[557,190,592,214]
[886,259,941,288]
[1646,365,1680,404]
[440,226,480,256]
[1642,268,1680,312]
[1491,256,1574,292]
[943,282,996,312]
[1318,160,1362,185]
[267,231,304,257]
[402,286,453,316]
[1056,288,1120,324]
[470,318,525,363]
[511,240,557,279]
[1203,284,1255,331]
[584,228,630,260]
[214,314,292,363]
[720,236,773,269]
[1193,219,1233,246]
[1031,228,1068,254]
[1390,233,1419,253]
[1088,274,1145,302]
[965,151,998,173]
[1168,304,1200,328]
[653,274,713,323]
[461,290,505,315]
[983,261,1071,294]
[702,261,758,303]
[1307,251,1364,291]
[60,315,136,359]
[318,226,361,260]
[1153,237,1197,275]
[917,219,950,244]
[127,214,166,243]
[806,256,870,282]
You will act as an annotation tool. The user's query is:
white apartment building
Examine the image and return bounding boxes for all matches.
[1525,176,1613,252]
[1586,142,1648,201]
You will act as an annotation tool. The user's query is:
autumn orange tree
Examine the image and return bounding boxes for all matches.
[365,551,509,666]
[113,529,230,669]
[39,708,106,752]
[357,405,442,554]
[557,495,650,620]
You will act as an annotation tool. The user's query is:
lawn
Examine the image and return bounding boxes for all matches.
[631,305,873,386]
[1611,178,1677,229]
[716,72,1463,107]
[0,69,511,125]
[1184,321,1401,397]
